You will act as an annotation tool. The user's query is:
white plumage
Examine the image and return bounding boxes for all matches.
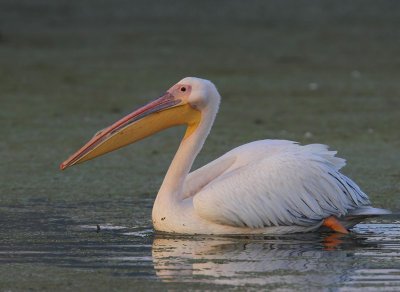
[192,141,369,228]
[150,78,389,234]
[62,77,390,235]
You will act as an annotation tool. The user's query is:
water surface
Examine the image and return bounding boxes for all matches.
[1,0,399,290]
[1,199,399,291]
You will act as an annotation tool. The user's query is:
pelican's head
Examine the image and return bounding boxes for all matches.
[179,77,220,111]
[60,77,219,170]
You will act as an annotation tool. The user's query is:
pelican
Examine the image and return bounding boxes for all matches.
[60,77,390,235]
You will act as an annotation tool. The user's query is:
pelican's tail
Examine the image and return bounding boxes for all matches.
[342,206,392,229]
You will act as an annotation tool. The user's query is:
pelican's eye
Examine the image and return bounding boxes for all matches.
[180,86,186,92]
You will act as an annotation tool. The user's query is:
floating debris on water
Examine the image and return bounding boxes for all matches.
[79,224,128,231]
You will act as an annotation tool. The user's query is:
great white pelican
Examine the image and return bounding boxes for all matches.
[60,77,390,235]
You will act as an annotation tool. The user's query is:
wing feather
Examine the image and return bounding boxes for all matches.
[193,141,370,229]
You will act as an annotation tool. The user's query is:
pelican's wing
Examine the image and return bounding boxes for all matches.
[182,154,236,199]
[193,141,370,228]
[184,140,306,199]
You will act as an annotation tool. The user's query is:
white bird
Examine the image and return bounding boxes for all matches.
[60,77,390,235]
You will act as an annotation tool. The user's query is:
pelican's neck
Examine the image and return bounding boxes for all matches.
[157,105,217,203]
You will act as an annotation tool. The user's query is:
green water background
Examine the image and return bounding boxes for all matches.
[1,1,399,290]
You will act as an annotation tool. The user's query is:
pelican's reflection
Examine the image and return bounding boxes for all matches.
[152,233,370,287]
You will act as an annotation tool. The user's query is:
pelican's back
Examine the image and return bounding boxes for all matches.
[191,140,388,231]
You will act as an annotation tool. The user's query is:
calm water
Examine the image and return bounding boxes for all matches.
[1,198,399,291]
[1,1,400,290]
